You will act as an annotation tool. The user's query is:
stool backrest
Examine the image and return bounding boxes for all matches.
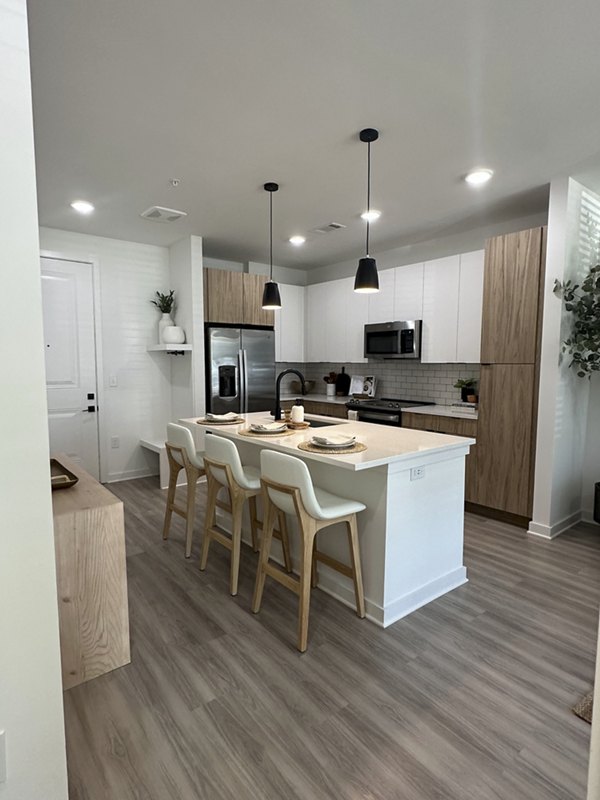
[204,435,247,488]
[166,423,201,468]
[260,450,322,518]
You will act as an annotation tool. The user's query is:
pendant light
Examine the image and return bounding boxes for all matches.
[262,182,282,310]
[354,128,380,293]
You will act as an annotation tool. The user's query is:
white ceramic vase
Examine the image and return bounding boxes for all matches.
[158,313,174,343]
[162,326,186,345]
[326,383,336,397]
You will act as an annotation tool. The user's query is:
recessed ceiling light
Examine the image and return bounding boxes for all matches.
[70,200,95,214]
[464,168,494,186]
[361,209,381,222]
[289,235,306,246]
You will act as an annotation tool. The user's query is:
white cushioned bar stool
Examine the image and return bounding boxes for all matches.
[163,423,206,558]
[201,435,292,596]
[253,449,366,652]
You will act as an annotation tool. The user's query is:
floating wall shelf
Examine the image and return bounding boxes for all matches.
[147,344,192,355]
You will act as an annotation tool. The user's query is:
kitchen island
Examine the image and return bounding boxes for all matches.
[181,412,474,627]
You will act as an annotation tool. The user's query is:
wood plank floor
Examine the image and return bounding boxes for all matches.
[64,477,600,800]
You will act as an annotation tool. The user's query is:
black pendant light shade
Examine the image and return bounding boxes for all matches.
[354,128,380,294]
[262,181,282,310]
[262,280,281,309]
[354,257,379,293]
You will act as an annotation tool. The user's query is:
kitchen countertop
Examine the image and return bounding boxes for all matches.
[403,404,479,421]
[183,411,473,472]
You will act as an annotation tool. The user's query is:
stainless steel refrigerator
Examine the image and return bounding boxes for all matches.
[205,326,275,414]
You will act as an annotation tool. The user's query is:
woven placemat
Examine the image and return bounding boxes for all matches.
[196,417,243,425]
[238,427,296,438]
[573,690,593,724]
[297,441,367,455]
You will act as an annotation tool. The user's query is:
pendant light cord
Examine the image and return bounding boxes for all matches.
[269,190,273,280]
[366,140,371,256]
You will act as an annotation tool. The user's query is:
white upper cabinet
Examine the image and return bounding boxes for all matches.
[456,250,484,363]
[305,283,327,363]
[275,283,305,363]
[421,255,460,363]
[344,277,369,363]
[367,268,395,323]
[322,279,348,363]
[393,262,424,320]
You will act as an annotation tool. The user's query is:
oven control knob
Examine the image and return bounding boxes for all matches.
[388,402,393,408]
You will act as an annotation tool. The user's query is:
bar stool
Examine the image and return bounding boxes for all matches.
[200,435,292,596]
[253,449,366,652]
[162,423,206,558]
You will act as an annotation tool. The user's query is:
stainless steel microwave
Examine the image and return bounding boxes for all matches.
[364,320,422,359]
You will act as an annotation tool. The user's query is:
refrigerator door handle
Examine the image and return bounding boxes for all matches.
[238,349,246,412]
[242,349,249,413]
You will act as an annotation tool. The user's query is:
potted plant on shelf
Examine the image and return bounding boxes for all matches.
[150,290,185,344]
[454,377,478,403]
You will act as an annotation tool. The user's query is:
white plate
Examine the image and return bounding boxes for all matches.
[250,423,287,433]
[311,436,356,449]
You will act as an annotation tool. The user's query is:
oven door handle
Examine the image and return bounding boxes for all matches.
[358,410,401,424]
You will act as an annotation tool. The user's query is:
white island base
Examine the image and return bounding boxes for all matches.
[181,414,473,628]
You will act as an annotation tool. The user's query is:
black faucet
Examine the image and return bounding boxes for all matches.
[274,369,306,420]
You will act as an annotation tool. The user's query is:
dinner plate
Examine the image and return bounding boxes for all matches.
[310,436,356,449]
[250,423,288,434]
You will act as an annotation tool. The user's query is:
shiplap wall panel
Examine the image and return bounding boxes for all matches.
[39,227,172,482]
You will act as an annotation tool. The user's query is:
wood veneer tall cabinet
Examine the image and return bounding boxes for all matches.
[203,268,274,326]
[475,227,546,519]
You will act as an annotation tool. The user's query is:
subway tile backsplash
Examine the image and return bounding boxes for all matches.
[277,361,481,406]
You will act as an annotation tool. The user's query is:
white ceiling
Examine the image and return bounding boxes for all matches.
[27,0,600,269]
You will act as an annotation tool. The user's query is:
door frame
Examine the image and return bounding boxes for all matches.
[40,249,106,481]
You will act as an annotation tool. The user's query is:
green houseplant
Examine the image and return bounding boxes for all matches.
[151,289,177,344]
[554,265,600,377]
[454,377,477,402]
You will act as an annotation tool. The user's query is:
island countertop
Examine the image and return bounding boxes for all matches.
[181,411,474,472]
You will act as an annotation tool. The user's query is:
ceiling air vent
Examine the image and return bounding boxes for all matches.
[140,206,188,223]
[312,221,347,234]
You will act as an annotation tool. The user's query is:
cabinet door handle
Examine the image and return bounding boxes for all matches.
[82,406,96,413]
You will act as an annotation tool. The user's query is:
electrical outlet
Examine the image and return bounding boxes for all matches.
[410,466,425,481]
[0,729,6,782]
[109,375,118,387]
[111,436,119,449]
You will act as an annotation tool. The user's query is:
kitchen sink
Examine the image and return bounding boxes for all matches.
[305,417,343,428]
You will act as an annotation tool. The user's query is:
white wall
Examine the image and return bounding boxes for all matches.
[39,227,172,482]
[0,1,68,797]
[530,178,595,538]
[307,211,548,284]
[168,235,205,419]
[582,358,600,523]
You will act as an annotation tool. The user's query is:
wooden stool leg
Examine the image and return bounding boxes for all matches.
[311,537,319,588]
[184,465,198,558]
[162,459,181,541]
[298,523,316,653]
[347,515,365,618]
[278,511,293,573]
[248,494,260,553]
[252,498,276,613]
[200,474,219,571]
[229,495,245,596]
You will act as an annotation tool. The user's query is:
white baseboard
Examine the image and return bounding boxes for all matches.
[381,567,468,628]
[105,467,158,483]
[528,510,583,539]
[582,509,600,526]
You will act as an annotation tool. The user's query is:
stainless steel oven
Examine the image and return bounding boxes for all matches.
[364,320,422,359]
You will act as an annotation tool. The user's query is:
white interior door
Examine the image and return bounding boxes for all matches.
[41,257,100,478]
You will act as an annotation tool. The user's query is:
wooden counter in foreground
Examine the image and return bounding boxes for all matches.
[51,455,130,690]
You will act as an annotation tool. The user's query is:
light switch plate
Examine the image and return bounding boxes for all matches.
[0,729,6,782]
